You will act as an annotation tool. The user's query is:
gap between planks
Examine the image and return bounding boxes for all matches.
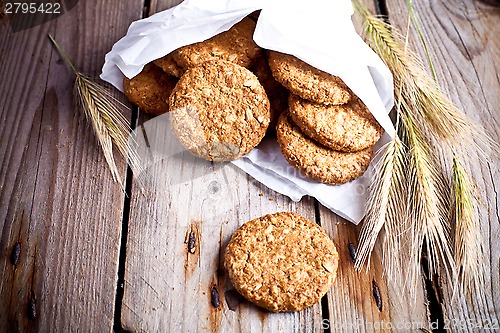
[113,2,167,332]
[114,106,139,333]
[112,4,152,333]
[369,0,447,329]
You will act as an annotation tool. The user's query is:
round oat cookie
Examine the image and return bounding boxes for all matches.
[268,51,351,105]
[276,113,373,185]
[169,60,270,161]
[288,94,383,152]
[123,63,178,116]
[173,18,261,69]
[225,212,339,312]
[153,53,184,77]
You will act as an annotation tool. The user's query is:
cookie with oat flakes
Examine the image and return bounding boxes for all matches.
[250,53,289,133]
[276,112,372,185]
[169,60,270,162]
[288,93,383,152]
[268,51,351,105]
[225,211,339,312]
[123,63,178,116]
[173,18,261,70]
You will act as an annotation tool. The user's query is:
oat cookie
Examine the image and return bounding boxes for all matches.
[123,63,178,115]
[250,53,289,132]
[225,212,339,312]
[288,94,383,152]
[169,60,270,161]
[276,113,372,185]
[173,18,261,69]
[268,51,351,105]
[153,53,184,77]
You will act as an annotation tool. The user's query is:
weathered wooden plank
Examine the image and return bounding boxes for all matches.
[383,0,500,331]
[319,2,430,332]
[320,208,430,333]
[119,1,325,332]
[0,1,143,332]
[150,0,183,13]
[121,143,323,332]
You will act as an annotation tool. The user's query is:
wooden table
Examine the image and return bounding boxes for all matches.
[1,0,499,332]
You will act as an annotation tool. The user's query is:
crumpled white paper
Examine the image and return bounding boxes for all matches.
[100,0,395,224]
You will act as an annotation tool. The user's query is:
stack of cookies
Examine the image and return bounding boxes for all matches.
[268,51,383,185]
[122,15,383,184]
[123,17,288,161]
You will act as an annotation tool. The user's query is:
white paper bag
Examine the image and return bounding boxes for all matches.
[100,0,395,224]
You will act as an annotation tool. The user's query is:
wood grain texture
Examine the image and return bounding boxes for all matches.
[384,0,500,331]
[120,115,323,332]
[320,208,430,333]
[0,1,142,332]
[149,0,183,13]
[320,3,431,332]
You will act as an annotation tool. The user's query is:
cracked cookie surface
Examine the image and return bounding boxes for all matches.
[268,51,351,105]
[288,94,383,152]
[225,212,339,312]
[276,112,373,185]
[169,60,270,161]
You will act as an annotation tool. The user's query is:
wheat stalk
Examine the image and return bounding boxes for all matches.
[353,0,496,157]
[352,0,455,284]
[356,136,407,279]
[402,109,453,286]
[48,35,142,187]
[404,0,487,298]
[452,155,485,296]
[353,0,490,298]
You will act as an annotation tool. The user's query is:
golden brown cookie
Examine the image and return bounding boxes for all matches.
[276,113,372,185]
[153,53,184,77]
[169,60,270,161]
[288,94,383,152]
[268,51,351,105]
[250,53,289,132]
[173,18,261,69]
[123,63,178,116]
[225,212,338,312]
